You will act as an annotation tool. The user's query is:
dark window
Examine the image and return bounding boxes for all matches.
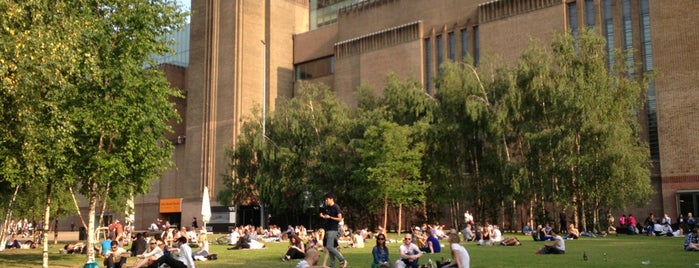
[640,0,658,160]
[603,0,614,69]
[461,28,468,60]
[585,0,595,28]
[295,56,334,80]
[436,34,443,69]
[473,26,480,65]
[568,2,579,39]
[448,32,455,61]
[425,38,432,93]
[622,0,634,77]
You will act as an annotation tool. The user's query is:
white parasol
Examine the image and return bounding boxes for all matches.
[201,186,212,229]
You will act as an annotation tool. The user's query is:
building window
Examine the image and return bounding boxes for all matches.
[603,0,614,70]
[567,2,579,39]
[424,38,432,93]
[448,32,455,61]
[295,56,334,80]
[585,0,595,28]
[622,0,634,78]
[640,0,658,160]
[461,28,468,60]
[436,34,444,69]
[473,26,480,65]
[678,191,699,220]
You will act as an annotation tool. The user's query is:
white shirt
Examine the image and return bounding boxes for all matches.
[175,243,196,268]
[491,229,502,242]
[553,235,565,252]
[142,246,164,259]
[451,243,470,268]
[399,243,421,260]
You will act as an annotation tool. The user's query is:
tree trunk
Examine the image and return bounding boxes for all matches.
[580,191,587,232]
[69,186,88,231]
[53,218,58,245]
[42,183,52,268]
[382,195,388,232]
[397,203,403,236]
[86,184,98,263]
[0,185,20,251]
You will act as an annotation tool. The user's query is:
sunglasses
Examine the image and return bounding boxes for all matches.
[377,238,385,241]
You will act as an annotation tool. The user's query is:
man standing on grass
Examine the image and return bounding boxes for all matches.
[319,193,348,268]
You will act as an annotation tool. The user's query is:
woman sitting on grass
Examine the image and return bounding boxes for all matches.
[439,233,470,268]
[282,234,305,262]
[565,224,580,239]
[131,239,164,268]
[372,233,390,268]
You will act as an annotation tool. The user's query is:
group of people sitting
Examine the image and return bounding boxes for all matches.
[226,225,266,250]
[94,227,213,268]
[461,222,521,246]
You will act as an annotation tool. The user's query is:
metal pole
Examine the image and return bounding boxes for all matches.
[260,39,267,229]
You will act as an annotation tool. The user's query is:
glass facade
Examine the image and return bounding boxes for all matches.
[310,0,359,30]
[622,0,634,77]
[603,0,614,69]
[295,56,335,80]
[473,26,479,65]
[461,28,468,60]
[640,0,659,160]
[425,38,432,93]
[567,2,579,39]
[448,32,455,61]
[585,0,595,28]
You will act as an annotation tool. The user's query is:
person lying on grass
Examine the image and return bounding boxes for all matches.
[295,247,328,268]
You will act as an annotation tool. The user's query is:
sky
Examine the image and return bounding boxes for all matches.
[177,0,191,22]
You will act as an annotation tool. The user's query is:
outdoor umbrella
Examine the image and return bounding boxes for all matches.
[201,186,212,229]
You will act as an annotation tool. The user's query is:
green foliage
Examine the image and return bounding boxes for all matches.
[225,28,653,230]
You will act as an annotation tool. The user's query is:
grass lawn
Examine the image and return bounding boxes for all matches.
[0,233,696,267]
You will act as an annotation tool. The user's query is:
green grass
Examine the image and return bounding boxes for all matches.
[0,233,697,267]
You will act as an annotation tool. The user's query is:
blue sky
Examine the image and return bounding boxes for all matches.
[177,0,191,11]
[176,0,191,22]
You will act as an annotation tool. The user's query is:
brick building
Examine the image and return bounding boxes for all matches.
[66,0,698,232]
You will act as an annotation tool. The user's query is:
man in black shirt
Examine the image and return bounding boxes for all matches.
[319,193,348,268]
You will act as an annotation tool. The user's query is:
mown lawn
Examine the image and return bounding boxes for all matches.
[0,233,696,267]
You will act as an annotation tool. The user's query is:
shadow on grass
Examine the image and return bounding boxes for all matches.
[0,249,86,267]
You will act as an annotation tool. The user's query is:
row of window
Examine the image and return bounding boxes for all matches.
[479,0,560,23]
[424,26,480,93]
[567,0,658,160]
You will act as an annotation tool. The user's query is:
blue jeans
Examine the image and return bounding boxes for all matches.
[324,230,345,267]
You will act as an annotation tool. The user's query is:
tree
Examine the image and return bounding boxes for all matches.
[507,29,653,231]
[354,120,425,234]
[0,1,83,264]
[62,0,186,263]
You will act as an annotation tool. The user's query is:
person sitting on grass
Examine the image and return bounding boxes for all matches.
[6,234,21,249]
[438,233,470,268]
[536,229,565,255]
[536,225,554,241]
[372,233,390,268]
[132,239,164,268]
[104,240,130,268]
[420,228,441,253]
[565,224,580,240]
[684,228,699,251]
[192,232,210,261]
[282,234,305,262]
[147,236,195,268]
[295,247,328,268]
[398,233,422,268]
